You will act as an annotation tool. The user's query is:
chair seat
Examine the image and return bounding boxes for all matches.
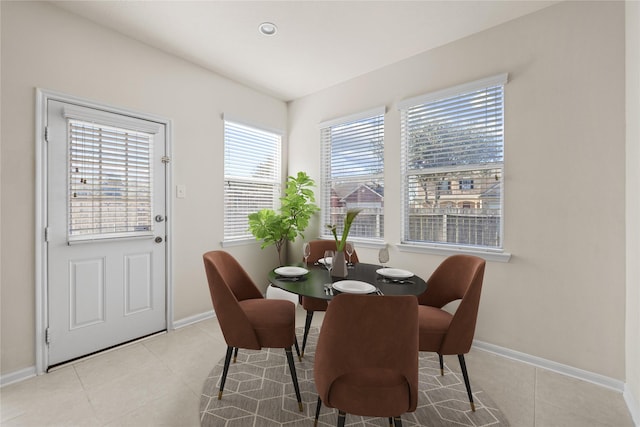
[301,296,328,311]
[417,305,452,351]
[327,368,412,417]
[239,299,295,348]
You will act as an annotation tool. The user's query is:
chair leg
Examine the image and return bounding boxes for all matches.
[285,347,303,412]
[388,417,393,426]
[314,396,322,427]
[218,346,233,399]
[301,310,314,357]
[439,353,444,376]
[393,416,403,427]
[294,336,302,362]
[337,410,347,427]
[458,354,476,412]
[233,346,239,363]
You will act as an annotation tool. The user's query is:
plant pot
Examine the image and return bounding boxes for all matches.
[331,251,348,278]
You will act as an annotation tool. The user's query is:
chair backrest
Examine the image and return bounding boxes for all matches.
[202,250,263,348]
[418,254,486,354]
[314,294,419,412]
[305,240,359,264]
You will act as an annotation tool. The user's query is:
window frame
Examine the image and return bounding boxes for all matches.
[222,117,283,245]
[398,74,511,262]
[319,107,386,244]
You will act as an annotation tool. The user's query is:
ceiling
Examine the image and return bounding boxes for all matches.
[51,1,557,102]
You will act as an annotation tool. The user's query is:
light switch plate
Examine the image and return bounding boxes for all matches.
[176,185,186,199]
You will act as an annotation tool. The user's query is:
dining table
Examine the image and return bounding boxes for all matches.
[268,262,427,300]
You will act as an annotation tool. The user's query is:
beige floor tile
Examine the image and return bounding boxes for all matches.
[73,343,164,391]
[142,324,228,395]
[535,398,632,427]
[164,343,229,396]
[1,391,101,427]
[465,348,536,427]
[142,325,220,367]
[103,383,200,427]
[0,367,85,423]
[535,369,634,427]
[85,363,187,424]
[191,318,226,341]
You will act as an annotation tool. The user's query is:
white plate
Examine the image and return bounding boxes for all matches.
[376,268,414,280]
[318,257,332,265]
[274,266,309,277]
[332,280,376,294]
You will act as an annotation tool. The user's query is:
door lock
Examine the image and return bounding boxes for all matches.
[155,215,165,222]
[155,236,163,243]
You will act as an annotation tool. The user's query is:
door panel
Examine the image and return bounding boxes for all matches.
[124,252,152,315]
[70,257,105,328]
[46,100,167,366]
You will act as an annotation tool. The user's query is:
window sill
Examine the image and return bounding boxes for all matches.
[397,243,511,263]
[318,236,387,250]
[220,237,258,248]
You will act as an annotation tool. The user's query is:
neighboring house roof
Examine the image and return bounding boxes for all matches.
[340,183,384,203]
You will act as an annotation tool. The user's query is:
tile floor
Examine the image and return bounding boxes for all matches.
[0,307,635,427]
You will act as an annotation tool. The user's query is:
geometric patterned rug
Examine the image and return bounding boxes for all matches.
[200,327,510,426]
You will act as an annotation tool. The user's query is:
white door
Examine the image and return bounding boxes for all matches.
[46,100,167,366]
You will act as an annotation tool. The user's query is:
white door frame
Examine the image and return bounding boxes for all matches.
[35,88,174,374]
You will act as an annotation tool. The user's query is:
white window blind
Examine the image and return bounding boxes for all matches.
[320,108,385,241]
[400,74,506,249]
[68,120,153,241]
[224,120,281,240]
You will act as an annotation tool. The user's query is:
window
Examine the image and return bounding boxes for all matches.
[400,74,507,249]
[223,120,281,241]
[68,120,153,240]
[459,179,474,190]
[320,108,385,241]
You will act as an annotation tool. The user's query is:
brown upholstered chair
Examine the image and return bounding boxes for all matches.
[314,294,418,427]
[417,254,485,412]
[202,250,303,411]
[300,240,359,357]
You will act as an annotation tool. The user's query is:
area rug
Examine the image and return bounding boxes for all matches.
[200,327,509,426]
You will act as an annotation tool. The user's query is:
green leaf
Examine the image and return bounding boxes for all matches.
[333,208,362,251]
[247,171,319,255]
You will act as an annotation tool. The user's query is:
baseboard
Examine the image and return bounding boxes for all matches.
[472,339,625,392]
[173,309,215,329]
[0,366,36,388]
[624,385,640,427]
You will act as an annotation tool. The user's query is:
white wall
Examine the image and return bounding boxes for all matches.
[0,1,286,375]
[625,0,640,420]
[289,1,626,380]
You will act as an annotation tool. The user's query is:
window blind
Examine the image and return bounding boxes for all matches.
[400,76,505,249]
[224,121,281,240]
[68,120,153,241]
[320,110,384,240]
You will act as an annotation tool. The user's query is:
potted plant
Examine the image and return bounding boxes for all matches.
[248,172,319,266]
[326,208,362,277]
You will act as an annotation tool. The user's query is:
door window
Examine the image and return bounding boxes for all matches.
[68,120,154,242]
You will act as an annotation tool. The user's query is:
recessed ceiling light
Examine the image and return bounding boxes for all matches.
[258,22,277,36]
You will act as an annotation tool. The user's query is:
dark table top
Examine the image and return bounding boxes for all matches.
[268,262,427,300]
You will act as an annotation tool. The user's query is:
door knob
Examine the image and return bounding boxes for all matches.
[155,236,163,243]
[155,215,165,222]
